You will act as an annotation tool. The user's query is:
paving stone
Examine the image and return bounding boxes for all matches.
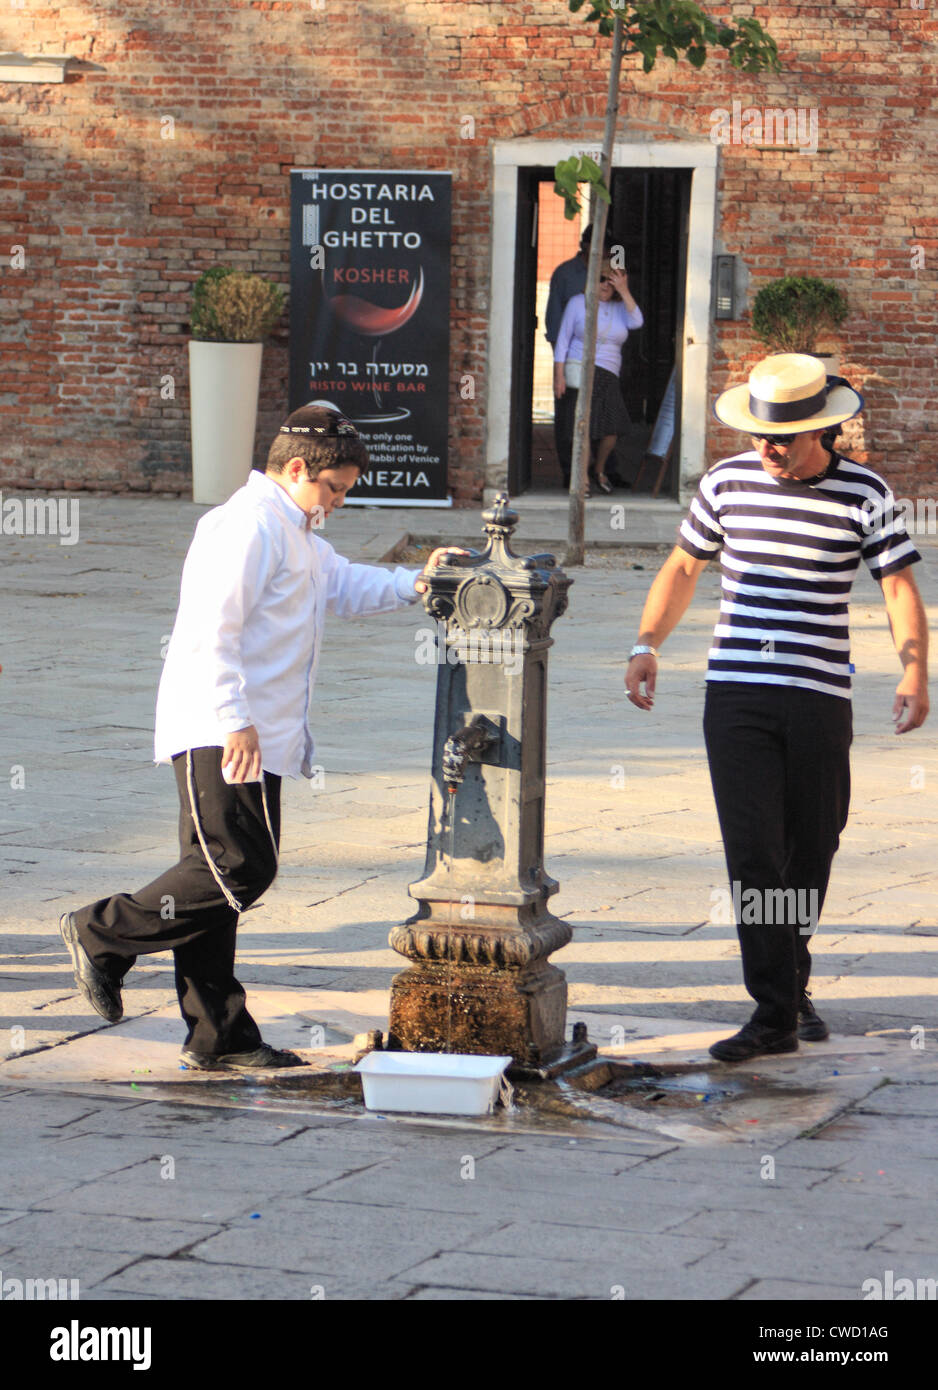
[63,1104,312,1147]
[34,1152,370,1222]
[291,1153,651,1214]
[186,1203,505,1279]
[399,1251,747,1300]
[0,1210,30,1228]
[854,1083,938,1117]
[670,1208,894,1250]
[813,1114,938,1155]
[0,1245,146,1291]
[738,1278,860,1300]
[95,1258,359,1301]
[399,1285,536,1300]
[0,1094,140,1133]
[454,1220,720,1268]
[0,1210,222,1256]
[692,1244,938,1290]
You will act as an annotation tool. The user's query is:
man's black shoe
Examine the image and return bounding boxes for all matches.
[180,1044,309,1072]
[709,1023,798,1063]
[58,912,123,1023]
[798,991,830,1042]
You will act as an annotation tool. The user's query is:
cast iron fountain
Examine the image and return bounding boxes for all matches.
[387,492,597,1078]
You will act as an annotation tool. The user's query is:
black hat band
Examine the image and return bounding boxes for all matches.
[748,383,828,423]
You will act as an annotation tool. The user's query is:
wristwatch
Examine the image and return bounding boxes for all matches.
[629,644,658,659]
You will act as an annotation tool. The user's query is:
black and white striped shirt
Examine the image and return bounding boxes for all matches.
[678,451,920,699]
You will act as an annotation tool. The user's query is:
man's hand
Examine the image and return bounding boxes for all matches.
[415,548,469,595]
[623,549,708,713]
[893,679,929,734]
[222,725,262,783]
[554,363,566,399]
[625,653,657,710]
[881,568,929,734]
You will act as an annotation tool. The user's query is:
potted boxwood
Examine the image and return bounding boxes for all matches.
[751,274,849,376]
[188,266,284,504]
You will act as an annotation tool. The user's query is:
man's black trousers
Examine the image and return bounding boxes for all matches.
[74,748,281,1055]
[703,682,852,1034]
[553,386,577,487]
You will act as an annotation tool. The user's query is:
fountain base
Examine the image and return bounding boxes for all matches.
[388,959,569,1069]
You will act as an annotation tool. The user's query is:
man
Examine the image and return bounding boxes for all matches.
[59,405,455,1072]
[625,354,929,1062]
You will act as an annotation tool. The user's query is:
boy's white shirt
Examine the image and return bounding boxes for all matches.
[155,470,419,778]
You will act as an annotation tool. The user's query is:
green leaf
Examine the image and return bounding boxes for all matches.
[686,44,706,68]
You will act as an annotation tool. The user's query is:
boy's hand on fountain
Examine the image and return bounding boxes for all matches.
[415,547,470,594]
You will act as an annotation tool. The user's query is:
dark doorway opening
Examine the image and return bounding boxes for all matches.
[508,165,692,497]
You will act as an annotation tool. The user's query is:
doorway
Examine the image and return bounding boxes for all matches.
[508,166,691,497]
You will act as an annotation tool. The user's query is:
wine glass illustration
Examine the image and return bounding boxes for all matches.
[321,267,424,425]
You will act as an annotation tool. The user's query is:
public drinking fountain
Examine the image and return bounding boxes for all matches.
[387,492,597,1078]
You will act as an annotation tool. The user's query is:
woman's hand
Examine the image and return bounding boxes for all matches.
[607,267,630,298]
[554,363,566,399]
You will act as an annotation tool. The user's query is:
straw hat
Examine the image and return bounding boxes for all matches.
[714,353,863,435]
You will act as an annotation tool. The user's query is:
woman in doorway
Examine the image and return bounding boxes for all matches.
[553,263,643,494]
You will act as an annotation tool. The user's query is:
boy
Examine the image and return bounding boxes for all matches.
[60,404,453,1071]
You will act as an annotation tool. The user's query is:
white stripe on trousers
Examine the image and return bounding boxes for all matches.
[184,750,279,915]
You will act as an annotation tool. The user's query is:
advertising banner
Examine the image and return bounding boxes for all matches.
[290,169,452,506]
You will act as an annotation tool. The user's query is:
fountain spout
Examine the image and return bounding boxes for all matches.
[442,713,497,793]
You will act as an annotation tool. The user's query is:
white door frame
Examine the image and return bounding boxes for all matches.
[486,139,718,501]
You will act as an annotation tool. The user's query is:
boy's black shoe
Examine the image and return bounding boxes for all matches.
[709,1022,798,1063]
[58,913,123,1023]
[180,1044,309,1072]
[798,992,830,1042]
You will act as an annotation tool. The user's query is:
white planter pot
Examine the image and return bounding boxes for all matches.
[812,351,840,378]
[188,341,263,505]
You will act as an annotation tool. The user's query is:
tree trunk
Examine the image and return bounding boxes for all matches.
[566,12,624,566]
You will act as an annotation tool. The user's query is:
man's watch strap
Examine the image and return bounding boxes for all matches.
[629,644,659,659]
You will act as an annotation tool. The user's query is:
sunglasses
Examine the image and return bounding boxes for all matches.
[751,431,798,446]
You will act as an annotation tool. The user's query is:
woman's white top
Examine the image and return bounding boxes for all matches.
[554,294,644,377]
[155,470,418,778]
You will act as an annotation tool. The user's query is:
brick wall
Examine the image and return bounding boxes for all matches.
[1,1,935,502]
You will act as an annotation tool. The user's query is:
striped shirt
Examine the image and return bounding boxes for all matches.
[678,451,920,699]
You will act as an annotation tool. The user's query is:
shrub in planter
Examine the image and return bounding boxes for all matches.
[751,275,848,355]
[190,267,283,342]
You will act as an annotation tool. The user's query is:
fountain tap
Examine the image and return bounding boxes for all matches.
[442,714,497,793]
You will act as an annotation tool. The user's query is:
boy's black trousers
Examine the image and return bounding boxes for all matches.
[73,747,281,1055]
[703,682,853,1034]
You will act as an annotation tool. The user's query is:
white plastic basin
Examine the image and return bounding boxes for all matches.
[354,1051,514,1115]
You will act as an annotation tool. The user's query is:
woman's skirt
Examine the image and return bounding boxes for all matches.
[590,365,631,438]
